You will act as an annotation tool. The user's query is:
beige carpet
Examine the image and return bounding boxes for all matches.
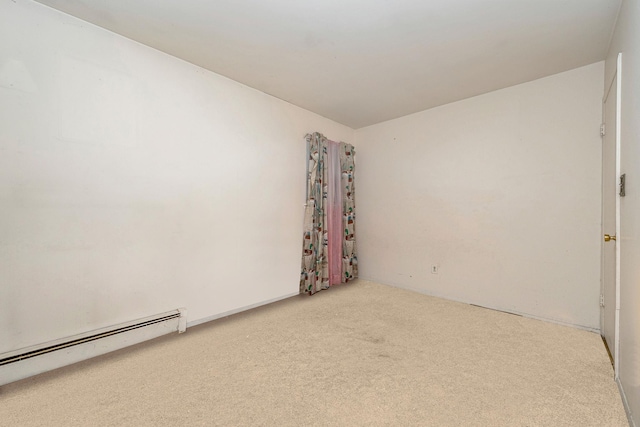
[0,280,628,426]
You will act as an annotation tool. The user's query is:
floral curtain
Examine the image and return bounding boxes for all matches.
[300,132,357,295]
[340,142,358,282]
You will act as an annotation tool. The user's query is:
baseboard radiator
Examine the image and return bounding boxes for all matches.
[0,308,187,386]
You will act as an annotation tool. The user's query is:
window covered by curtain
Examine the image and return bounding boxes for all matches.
[300,132,357,295]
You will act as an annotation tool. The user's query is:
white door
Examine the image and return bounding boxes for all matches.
[601,53,621,375]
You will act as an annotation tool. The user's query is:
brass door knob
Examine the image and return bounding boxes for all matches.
[604,234,617,242]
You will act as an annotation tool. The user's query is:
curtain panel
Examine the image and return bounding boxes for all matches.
[340,142,357,282]
[300,132,357,295]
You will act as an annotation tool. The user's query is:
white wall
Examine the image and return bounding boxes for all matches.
[606,0,640,423]
[0,0,354,354]
[355,63,604,330]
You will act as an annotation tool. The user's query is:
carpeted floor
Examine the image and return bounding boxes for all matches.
[0,280,628,426]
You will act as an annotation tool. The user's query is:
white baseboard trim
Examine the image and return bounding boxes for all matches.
[617,377,636,427]
[358,277,600,333]
[187,291,300,328]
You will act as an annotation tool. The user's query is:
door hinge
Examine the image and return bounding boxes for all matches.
[600,124,606,137]
[600,294,605,307]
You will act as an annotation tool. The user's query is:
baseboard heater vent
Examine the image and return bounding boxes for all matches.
[0,308,187,386]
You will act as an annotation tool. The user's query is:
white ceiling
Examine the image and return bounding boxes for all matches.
[35,0,621,129]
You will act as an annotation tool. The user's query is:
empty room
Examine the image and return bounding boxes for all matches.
[1,0,639,426]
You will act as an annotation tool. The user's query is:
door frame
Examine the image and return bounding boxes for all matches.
[614,52,621,379]
[601,52,622,378]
